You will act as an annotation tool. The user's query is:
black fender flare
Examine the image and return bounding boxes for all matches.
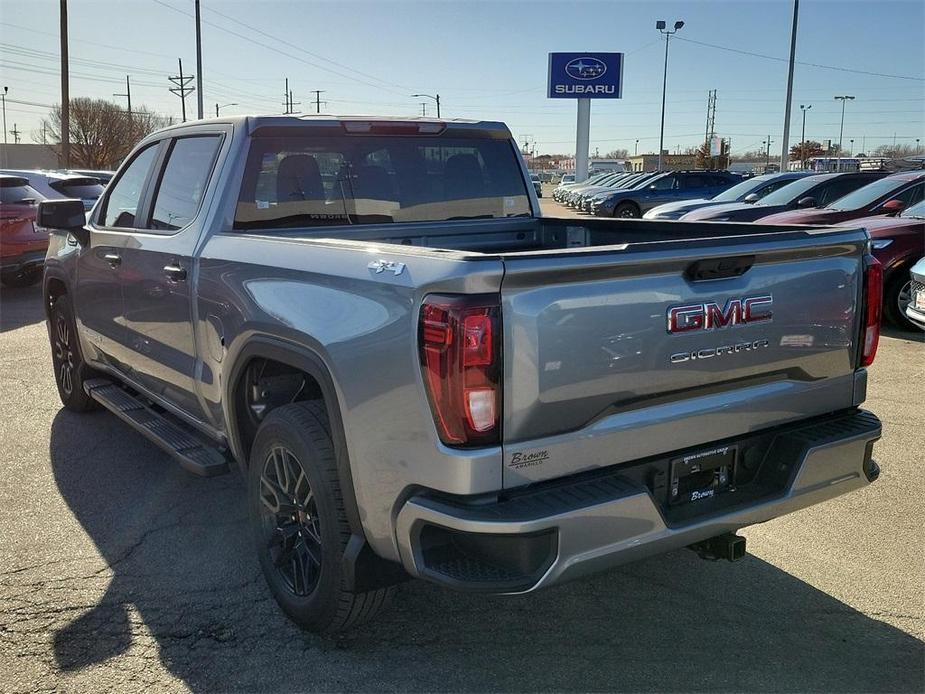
[223,336,362,536]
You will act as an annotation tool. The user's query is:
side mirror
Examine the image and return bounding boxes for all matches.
[743,193,760,203]
[796,196,816,209]
[38,199,89,244]
[881,199,905,215]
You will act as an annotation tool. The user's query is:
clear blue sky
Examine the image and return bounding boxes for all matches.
[1,0,923,157]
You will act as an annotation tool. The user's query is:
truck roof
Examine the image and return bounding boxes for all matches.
[149,114,512,139]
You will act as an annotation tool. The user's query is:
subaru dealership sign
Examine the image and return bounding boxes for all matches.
[547,53,624,99]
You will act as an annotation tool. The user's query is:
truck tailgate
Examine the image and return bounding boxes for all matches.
[499,230,867,488]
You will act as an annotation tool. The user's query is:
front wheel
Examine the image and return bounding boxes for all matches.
[613,202,640,218]
[248,401,395,633]
[883,273,919,331]
[48,294,98,412]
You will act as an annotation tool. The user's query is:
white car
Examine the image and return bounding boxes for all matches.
[906,256,925,330]
[0,170,104,211]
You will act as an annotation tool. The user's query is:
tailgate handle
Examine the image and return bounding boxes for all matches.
[686,255,755,281]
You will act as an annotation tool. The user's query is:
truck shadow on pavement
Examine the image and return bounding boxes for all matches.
[48,409,923,693]
[0,284,45,333]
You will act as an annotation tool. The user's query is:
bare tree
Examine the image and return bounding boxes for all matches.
[41,98,169,169]
[603,148,629,159]
[872,143,921,159]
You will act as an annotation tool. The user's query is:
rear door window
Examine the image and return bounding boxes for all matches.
[234,133,531,229]
[817,176,873,206]
[149,135,223,232]
[101,144,160,228]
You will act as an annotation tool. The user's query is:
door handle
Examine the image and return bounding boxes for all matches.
[103,252,121,268]
[163,264,187,281]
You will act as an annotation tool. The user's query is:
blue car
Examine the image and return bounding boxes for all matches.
[590,170,741,218]
[643,171,815,220]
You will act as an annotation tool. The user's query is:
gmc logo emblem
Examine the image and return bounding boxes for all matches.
[667,296,773,333]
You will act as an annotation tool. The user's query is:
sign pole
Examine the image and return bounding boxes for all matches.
[575,98,591,182]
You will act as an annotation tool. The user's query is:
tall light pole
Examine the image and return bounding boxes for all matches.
[779,0,799,172]
[799,104,811,169]
[656,19,684,172]
[834,95,854,172]
[1,86,7,145]
[634,138,639,156]
[215,102,237,117]
[411,93,440,118]
[195,0,203,119]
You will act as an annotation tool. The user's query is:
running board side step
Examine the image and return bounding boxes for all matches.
[84,378,231,477]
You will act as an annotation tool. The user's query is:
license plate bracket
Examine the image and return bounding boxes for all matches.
[669,445,736,505]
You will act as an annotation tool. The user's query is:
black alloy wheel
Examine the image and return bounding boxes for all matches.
[257,445,323,597]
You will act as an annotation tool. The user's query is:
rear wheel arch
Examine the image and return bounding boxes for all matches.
[225,337,363,536]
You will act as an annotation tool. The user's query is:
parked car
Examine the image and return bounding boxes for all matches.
[591,170,742,218]
[0,174,47,287]
[0,170,105,211]
[530,173,542,198]
[67,169,116,185]
[568,172,647,209]
[552,172,607,202]
[837,198,925,330]
[40,115,883,633]
[559,173,575,184]
[644,171,814,220]
[905,257,925,330]
[680,172,887,222]
[755,171,925,226]
[562,171,634,206]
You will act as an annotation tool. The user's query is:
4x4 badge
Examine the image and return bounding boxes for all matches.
[368,259,406,276]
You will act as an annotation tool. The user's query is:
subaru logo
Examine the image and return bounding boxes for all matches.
[565,57,606,80]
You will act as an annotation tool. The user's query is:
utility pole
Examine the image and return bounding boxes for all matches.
[411,93,440,118]
[419,102,427,117]
[168,58,195,123]
[10,123,20,144]
[703,89,717,169]
[289,90,300,114]
[195,0,203,119]
[780,0,799,172]
[834,95,854,171]
[656,19,684,172]
[283,78,289,113]
[762,135,774,170]
[1,86,7,145]
[42,122,47,144]
[799,104,811,169]
[59,0,70,168]
[634,139,639,156]
[113,75,132,117]
[310,90,326,114]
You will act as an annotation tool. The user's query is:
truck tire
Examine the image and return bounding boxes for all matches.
[613,202,640,218]
[248,401,395,633]
[883,272,917,331]
[48,294,99,412]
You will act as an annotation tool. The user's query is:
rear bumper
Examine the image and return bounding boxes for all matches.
[395,409,881,593]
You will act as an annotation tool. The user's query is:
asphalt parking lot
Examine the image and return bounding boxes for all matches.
[1,277,923,692]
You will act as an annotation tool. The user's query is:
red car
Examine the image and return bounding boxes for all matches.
[756,171,925,226]
[0,175,47,288]
[837,198,925,330]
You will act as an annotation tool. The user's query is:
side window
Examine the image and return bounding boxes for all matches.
[818,177,865,206]
[894,182,924,207]
[101,144,159,228]
[149,135,222,232]
[650,176,677,191]
[757,179,792,198]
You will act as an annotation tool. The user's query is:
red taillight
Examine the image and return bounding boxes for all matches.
[860,254,882,367]
[419,295,501,446]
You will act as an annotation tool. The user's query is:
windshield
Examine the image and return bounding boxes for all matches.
[826,177,908,211]
[900,199,925,219]
[712,174,778,203]
[759,176,825,206]
[0,183,41,203]
[235,134,532,229]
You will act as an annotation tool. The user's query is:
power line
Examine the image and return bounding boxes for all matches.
[675,36,925,82]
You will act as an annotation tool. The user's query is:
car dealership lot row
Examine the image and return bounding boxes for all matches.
[0,275,923,691]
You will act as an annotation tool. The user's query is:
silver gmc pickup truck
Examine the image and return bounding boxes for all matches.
[39,116,883,633]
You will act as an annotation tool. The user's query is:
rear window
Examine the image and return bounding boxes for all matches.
[234,134,531,230]
[50,179,104,200]
[0,183,40,203]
